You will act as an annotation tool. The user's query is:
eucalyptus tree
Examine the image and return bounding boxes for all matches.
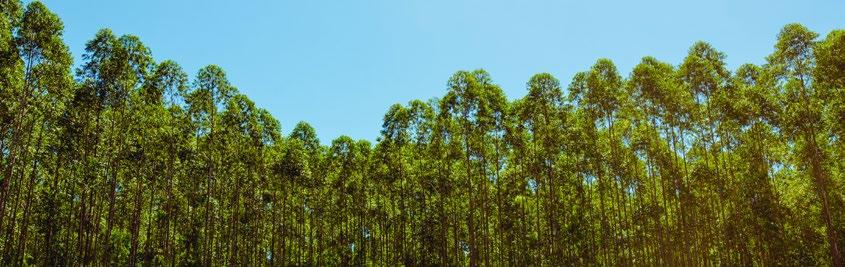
[641,54,699,263]
[68,27,152,265]
[287,121,324,265]
[136,59,189,265]
[253,108,280,265]
[220,93,280,265]
[378,99,439,265]
[815,35,845,263]
[0,2,73,265]
[479,76,508,267]
[814,30,845,197]
[437,69,507,266]
[627,56,681,264]
[767,24,843,266]
[0,2,22,211]
[406,100,437,264]
[569,58,633,264]
[678,41,732,262]
[500,98,536,265]
[183,64,236,265]
[0,0,70,237]
[378,103,412,264]
[323,135,370,265]
[429,96,462,265]
[723,63,797,265]
[217,93,254,265]
[0,1,22,226]
[513,73,570,264]
[1,4,844,264]
[273,133,312,265]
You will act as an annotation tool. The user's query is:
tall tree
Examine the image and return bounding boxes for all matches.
[0,5,842,264]
[767,24,843,266]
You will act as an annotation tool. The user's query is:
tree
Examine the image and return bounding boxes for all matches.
[767,24,843,266]
[0,4,842,265]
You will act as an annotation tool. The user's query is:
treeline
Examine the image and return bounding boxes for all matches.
[1,1,844,266]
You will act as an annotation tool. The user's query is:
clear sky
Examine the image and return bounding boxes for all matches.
[39,0,843,143]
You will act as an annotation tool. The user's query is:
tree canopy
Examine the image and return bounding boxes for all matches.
[0,2,843,266]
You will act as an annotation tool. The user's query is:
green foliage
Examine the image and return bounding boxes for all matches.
[0,3,843,265]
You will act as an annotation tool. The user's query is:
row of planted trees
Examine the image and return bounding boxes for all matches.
[1,1,844,266]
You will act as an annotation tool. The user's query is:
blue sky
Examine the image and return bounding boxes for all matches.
[40,0,843,143]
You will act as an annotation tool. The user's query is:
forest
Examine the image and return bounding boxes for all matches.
[1,1,845,266]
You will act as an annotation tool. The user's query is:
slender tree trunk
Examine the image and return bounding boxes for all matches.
[128,152,147,265]
[0,58,35,235]
[14,124,46,264]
